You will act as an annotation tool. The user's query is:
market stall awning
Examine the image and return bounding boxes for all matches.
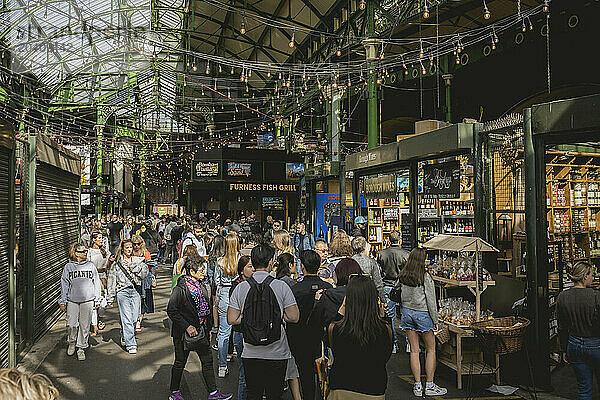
[423,234,498,253]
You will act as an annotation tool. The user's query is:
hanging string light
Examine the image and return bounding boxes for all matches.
[543,0,549,13]
[289,30,295,48]
[483,0,491,20]
[240,14,246,35]
[359,0,366,10]
[423,1,430,19]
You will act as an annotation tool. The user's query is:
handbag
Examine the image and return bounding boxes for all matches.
[388,281,402,304]
[183,328,208,351]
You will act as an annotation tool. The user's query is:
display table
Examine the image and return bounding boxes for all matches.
[438,322,500,389]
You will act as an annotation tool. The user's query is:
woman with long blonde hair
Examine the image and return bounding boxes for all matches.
[214,231,241,377]
[273,229,295,256]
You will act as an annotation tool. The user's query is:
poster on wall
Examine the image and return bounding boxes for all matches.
[227,162,252,177]
[316,193,354,242]
[262,197,284,210]
[194,161,220,179]
[422,161,460,199]
[286,163,305,180]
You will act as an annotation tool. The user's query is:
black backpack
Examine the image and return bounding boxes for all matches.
[241,275,282,346]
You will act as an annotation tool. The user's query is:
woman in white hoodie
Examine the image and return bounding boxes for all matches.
[59,242,101,361]
[87,232,111,334]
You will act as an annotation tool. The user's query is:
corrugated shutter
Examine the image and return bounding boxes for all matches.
[34,162,79,340]
[0,147,11,367]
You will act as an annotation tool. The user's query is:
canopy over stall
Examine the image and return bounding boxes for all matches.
[423,234,498,320]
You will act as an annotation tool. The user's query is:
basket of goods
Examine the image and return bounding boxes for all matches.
[470,316,530,355]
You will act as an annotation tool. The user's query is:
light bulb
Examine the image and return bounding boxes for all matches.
[522,21,526,32]
[289,32,295,48]
[359,0,366,10]
[192,65,197,71]
[483,1,490,19]
[405,69,409,75]
[543,0,549,13]
[336,48,342,57]
[494,33,499,43]
[529,19,533,30]
[456,54,460,64]
[347,79,351,87]
[423,3,429,19]
[241,17,246,35]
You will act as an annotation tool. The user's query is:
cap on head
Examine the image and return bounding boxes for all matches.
[354,216,367,224]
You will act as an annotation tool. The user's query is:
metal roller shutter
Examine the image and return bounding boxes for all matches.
[0,147,10,367]
[34,162,79,340]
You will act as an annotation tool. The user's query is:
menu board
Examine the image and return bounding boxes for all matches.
[383,207,399,221]
[422,161,460,199]
[262,196,284,210]
[401,213,415,251]
[227,162,252,177]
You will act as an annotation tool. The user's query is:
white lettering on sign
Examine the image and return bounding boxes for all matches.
[228,183,297,192]
[431,169,453,190]
[358,152,377,164]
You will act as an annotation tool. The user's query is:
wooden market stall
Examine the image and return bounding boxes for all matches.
[423,234,499,389]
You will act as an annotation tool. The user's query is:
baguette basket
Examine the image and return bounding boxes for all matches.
[470,316,530,355]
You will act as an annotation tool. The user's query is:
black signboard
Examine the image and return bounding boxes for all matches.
[383,207,399,221]
[262,196,284,210]
[401,213,414,251]
[193,160,221,179]
[422,161,460,199]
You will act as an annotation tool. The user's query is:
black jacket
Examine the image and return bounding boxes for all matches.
[377,244,409,287]
[287,276,333,359]
[307,286,346,340]
[167,276,213,339]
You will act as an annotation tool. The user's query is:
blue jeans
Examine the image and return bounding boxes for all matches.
[217,287,232,367]
[567,336,600,400]
[384,286,398,346]
[233,331,247,400]
[117,288,141,350]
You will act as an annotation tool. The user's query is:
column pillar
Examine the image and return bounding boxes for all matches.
[95,123,104,217]
[365,0,379,149]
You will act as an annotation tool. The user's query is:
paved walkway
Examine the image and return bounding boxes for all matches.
[32,265,562,400]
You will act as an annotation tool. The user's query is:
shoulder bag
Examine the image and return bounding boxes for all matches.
[388,280,402,304]
[117,261,143,296]
[183,283,210,351]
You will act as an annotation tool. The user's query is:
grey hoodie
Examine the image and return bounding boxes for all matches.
[59,260,101,305]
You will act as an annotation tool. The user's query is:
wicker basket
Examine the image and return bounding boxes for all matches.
[434,324,450,345]
[470,316,530,355]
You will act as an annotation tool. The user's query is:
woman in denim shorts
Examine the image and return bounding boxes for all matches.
[398,248,447,397]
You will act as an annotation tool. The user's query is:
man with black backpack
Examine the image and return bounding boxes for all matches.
[227,243,299,400]
[286,250,332,400]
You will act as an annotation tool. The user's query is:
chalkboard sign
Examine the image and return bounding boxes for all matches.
[383,207,399,221]
[401,214,415,250]
[422,161,460,199]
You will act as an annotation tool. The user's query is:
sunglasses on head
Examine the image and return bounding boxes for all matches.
[133,242,142,246]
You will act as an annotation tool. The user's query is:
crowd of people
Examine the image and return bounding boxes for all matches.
[60,212,452,400]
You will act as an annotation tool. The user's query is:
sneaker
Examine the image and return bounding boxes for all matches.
[392,344,397,354]
[425,383,447,396]
[413,384,423,397]
[226,354,233,362]
[67,343,76,356]
[128,347,137,355]
[211,343,218,351]
[77,349,85,361]
[169,391,184,400]
[217,366,228,378]
[208,391,233,400]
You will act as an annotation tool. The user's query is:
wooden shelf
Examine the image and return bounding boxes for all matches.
[432,276,496,289]
[438,356,496,376]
